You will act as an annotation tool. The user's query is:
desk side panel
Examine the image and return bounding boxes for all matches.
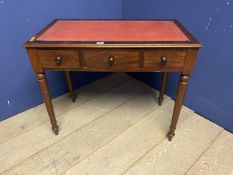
[183,48,199,74]
[26,49,43,73]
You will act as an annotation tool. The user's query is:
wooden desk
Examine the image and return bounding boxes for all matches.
[24,19,201,141]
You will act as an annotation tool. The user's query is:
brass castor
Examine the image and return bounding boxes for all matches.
[70,93,77,103]
[158,97,163,106]
[52,126,59,135]
[167,131,175,141]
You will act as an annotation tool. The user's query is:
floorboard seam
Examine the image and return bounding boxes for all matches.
[183,129,224,175]
[121,134,167,175]
[1,88,142,174]
[61,99,171,175]
[0,79,133,145]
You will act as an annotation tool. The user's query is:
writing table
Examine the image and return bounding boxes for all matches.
[24,19,201,141]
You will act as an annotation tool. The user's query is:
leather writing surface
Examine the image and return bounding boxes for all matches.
[36,20,189,42]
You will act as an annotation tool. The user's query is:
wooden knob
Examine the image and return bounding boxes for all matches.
[108,56,115,66]
[160,56,168,66]
[55,56,63,65]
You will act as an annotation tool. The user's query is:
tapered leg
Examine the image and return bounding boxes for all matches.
[158,72,168,106]
[37,73,59,135]
[167,74,190,141]
[65,71,77,102]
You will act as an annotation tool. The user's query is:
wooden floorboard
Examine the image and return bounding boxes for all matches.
[122,113,223,175]
[0,78,145,174]
[186,130,233,175]
[0,73,232,175]
[63,101,194,175]
[2,87,168,175]
[0,73,131,145]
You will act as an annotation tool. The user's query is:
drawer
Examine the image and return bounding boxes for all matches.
[143,49,186,70]
[37,50,80,69]
[82,50,140,70]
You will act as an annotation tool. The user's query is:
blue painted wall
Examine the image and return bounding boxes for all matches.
[1,0,233,133]
[123,0,233,132]
[0,0,122,121]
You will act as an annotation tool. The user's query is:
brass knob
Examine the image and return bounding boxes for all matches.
[55,56,63,65]
[108,56,115,66]
[160,56,168,66]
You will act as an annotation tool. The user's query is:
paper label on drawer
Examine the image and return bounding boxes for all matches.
[96,42,105,45]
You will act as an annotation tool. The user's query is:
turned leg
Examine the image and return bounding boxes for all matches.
[158,72,168,106]
[167,73,190,141]
[37,73,59,135]
[65,71,77,102]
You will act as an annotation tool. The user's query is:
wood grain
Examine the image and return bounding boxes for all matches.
[0,73,130,145]
[183,48,199,74]
[0,78,144,174]
[158,72,168,106]
[82,49,140,69]
[1,74,231,175]
[168,74,190,141]
[64,71,76,102]
[123,114,223,175]
[37,49,80,69]
[37,73,59,135]
[186,130,233,175]
[25,20,200,135]
[143,49,186,70]
[63,100,194,175]
[2,88,168,175]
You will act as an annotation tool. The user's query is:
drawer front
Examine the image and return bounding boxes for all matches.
[82,50,140,70]
[143,49,186,70]
[37,50,80,69]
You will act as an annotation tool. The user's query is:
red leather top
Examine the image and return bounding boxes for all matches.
[36,20,189,42]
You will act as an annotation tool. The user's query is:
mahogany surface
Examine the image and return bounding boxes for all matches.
[37,49,80,69]
[25,19,201,141]
[158,72,168,106]
[82,49,140,70]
